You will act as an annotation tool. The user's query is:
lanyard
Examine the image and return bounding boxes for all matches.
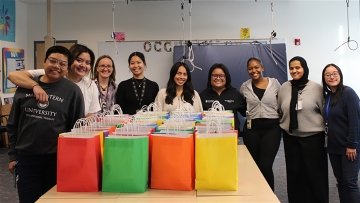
[324,95,331,135]
[325,95,331,121]
[132,78,146,109]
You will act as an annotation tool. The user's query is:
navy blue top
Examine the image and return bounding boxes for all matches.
[324,86,360,154]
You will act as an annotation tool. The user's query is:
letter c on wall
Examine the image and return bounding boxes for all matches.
[154,41,162,52]
[164,41,172,52]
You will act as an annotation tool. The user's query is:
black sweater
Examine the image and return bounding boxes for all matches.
[8,77,85,161]
[115,78,159,115]
[200,87,246,131]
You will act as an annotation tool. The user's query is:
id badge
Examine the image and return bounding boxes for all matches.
[324,135,328,148]
[296,100,303,110]
[246,119,252,129]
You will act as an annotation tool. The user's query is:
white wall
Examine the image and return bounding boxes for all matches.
[14,1,360,93]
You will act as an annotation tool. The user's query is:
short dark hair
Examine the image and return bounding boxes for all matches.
[44,45,72,63]
[128,52,146,66]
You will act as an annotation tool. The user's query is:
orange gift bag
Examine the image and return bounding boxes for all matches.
[150,133,194,191]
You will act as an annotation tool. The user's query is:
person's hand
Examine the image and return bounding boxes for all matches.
[346,148,357,161]
[33,85,48,103]
[8,161,17,174]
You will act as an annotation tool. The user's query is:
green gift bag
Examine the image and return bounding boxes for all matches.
[102,136,149,193]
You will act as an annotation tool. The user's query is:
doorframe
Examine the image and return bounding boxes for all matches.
[34,40,77,69]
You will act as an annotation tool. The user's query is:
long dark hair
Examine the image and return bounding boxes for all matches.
[206,63,232,89]
[322,63,344,106]
[92,55,116,86]
[165,62,195,105]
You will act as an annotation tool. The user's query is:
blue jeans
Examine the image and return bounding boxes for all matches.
[329,153,360,203]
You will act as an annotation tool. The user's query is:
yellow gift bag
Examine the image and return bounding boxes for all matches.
[195,129,238,190]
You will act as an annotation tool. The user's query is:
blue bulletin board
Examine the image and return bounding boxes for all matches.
[2,47,24,93]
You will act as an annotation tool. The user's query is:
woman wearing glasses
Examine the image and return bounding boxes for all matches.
[278,56,328,203]
[239,57,281,191]
[200,63,245,134]
[91,55,116,112]
[155,62,202,112]
[7,44,101,117]
[322,64,360,203]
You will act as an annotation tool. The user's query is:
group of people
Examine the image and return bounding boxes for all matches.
[6,43,360,203]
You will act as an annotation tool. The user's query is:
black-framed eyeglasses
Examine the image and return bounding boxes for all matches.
[211,74,225,79]
[324,72,339,78]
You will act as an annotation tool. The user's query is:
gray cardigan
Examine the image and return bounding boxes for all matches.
[278,80,325,137]
[240,77,280,120]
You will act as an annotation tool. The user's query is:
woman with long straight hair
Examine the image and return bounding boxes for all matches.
[155,62,202,112]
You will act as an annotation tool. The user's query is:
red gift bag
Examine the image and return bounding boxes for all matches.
[57,133,101,192]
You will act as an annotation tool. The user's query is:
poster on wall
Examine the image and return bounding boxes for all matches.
[2,47,24,93]
[0,0,15,42]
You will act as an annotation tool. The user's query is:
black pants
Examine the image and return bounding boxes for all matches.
[16,154,57,203]
[329,153,360,203]
[243,125,281,191]
[283,132,329,203]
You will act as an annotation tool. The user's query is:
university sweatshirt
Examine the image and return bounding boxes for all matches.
[8,77,85,161]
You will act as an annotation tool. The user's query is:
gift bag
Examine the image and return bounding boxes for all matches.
[150,133,194,191]
[102,135,149,193]
[57,133,101,192]
[195,123,238,190]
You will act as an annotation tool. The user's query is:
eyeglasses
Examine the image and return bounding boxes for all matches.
[324,72,339,78]
[98,64,113,69]
[211,74,225,79]
[47,57,68,69]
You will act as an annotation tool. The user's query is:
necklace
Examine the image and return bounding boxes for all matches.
[100,85,108,91]
[133,78,145,87]
[132,77,147,109]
